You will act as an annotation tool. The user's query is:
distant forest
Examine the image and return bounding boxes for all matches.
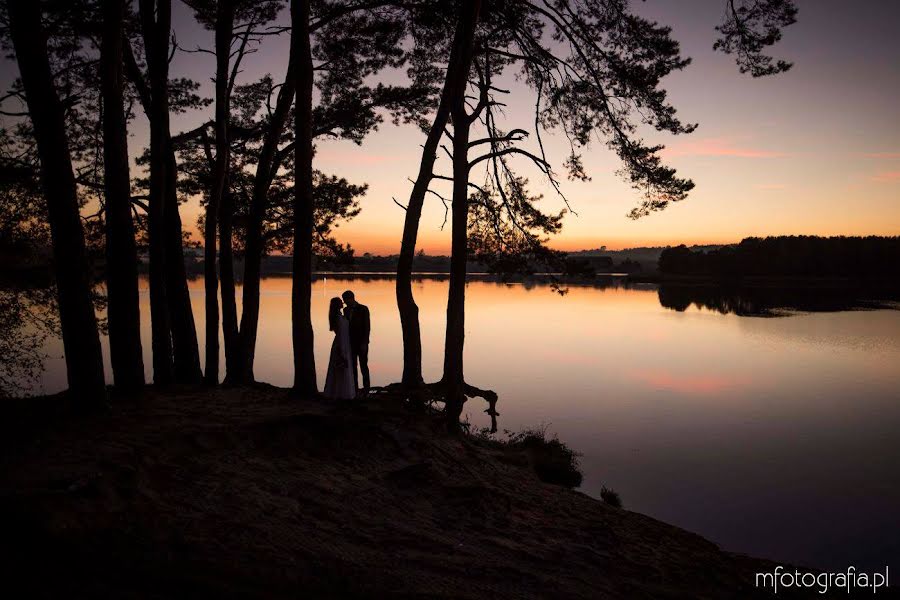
[199,248,670,276]
[658,236,900,280]
[8,238,898,281]
[274,247,673,276]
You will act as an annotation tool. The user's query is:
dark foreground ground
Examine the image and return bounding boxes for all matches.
[0,386,853,599]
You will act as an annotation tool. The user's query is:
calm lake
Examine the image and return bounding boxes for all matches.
[35,275,900,572]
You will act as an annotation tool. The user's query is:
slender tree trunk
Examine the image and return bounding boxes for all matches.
[101,0,145,389]
[442,105,472,427]
[290,0,317,396]
[204,0,238,384]
[396,0,480,388]
[219,185,239,380]
[395,94,450,390]
[203,130,219,384]
[136,0,201,386]
[8,0,107,402]
[217,1,239,382]
[164,145,203,384]
[139,0,174,384]
[236,57,297,383]
[443,0,482,427]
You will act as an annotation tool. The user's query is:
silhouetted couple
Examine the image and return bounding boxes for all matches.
[324,290,370,400]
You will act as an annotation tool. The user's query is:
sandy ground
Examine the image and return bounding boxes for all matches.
[0,385,829,598]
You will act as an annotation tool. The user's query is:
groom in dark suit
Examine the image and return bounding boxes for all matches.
[342,290,370,395]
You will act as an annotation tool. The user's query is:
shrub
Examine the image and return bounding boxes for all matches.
[506,425,583,489]
[600,486,622,508]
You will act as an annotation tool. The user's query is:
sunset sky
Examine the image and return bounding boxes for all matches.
[6,0,900,254]
[309,0,900,253]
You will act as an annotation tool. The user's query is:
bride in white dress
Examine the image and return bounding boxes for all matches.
[323,297,356,400]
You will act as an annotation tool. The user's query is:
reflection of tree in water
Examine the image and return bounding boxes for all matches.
[1,116,60,396]
[0,283,59,397]
[658,284,899,317]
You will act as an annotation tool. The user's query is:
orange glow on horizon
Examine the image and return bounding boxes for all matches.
[179,199,899,257]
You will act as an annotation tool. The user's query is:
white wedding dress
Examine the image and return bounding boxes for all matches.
[323,316,356,400]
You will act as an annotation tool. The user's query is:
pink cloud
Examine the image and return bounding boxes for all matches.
[872,171,900,183]
[754,183,786,190]
[864,152,900,159]
[663,137,787,159]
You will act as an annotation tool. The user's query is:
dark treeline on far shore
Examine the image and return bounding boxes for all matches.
[241,236,900,280]
[12,237,900,282]
[175,247,687,277]
[659,236,900,282]
[248,249,661,276]
[0,241,692,279]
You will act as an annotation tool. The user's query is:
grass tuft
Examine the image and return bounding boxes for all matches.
[504,424,583,489]
[600,486,623,508]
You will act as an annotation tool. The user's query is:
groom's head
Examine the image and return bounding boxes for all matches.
[341,290,356,307]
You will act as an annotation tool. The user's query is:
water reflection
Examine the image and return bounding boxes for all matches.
[0,271,58,397]
[658,282,899,316]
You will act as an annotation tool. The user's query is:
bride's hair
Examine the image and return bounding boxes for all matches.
[328,297,343,332]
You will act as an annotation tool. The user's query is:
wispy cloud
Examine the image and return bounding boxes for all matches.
[663,137,787,159]
[872,171,900,183]
[864,152,900,159]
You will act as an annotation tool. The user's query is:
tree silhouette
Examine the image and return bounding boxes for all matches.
[390,0,797,428]
[658,236,900,280]
[4,0,106,402]
[101,0,145,389]
[171,1,429,386]
[126,0,204,384]
[466,178,564,278]
[0,127,59,397]
[181,0,282,383]
[236,62,297,383]
[286,0,433,395]
[0,0,801,408]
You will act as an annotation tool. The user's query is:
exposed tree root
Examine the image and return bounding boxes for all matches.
[370,380,500,433]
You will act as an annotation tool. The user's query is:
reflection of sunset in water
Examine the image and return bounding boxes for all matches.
[628,369,752,395]
[36,276,900,573]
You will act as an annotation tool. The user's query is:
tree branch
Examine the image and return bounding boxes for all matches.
[469,147,550,169]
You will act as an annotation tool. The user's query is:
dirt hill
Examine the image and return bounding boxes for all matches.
[1,386,814,599]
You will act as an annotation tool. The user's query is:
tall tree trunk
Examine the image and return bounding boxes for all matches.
[202,129,219,384]
[290,0,317,396]
[138,0,201,386]
[205,0,237,384]
[216,0,238,383]
[235,56,297,383]
[442,0,481,427]
[219,185,239,380]
[164,144,203,384]
[139,0,174,384]
[100,0,145,389]
[442,104,472,427]
[396,0,480,388]
[8,0,107,402]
